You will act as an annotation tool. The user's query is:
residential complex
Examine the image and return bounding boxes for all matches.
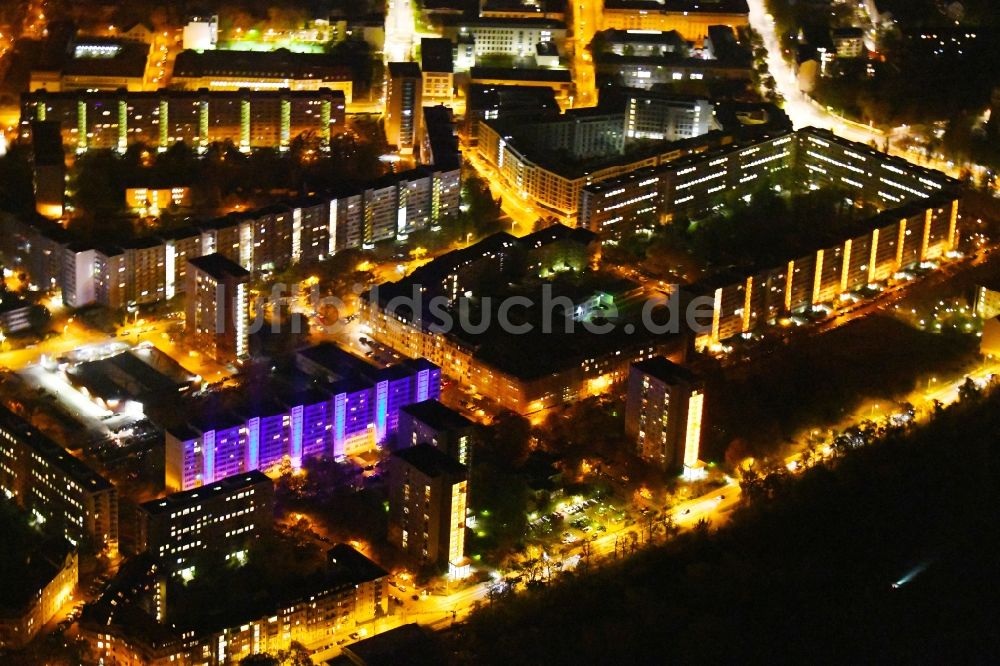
[2,162,460,308]
[476,94,721,220]
[19,88,347,153]
[136,471,274,573]
[165,347,441,490]
[364,225,688,412]
[0,405,119,554]
[387,443,469,578]
[81,544,388,664]
[185,253,251,363]
[625,357,705,474]
[580,126,962,348]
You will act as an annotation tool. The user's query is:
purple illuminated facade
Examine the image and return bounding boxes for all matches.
[165,354,441,491]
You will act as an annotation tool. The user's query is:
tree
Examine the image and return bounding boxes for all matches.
[240,655,280,666]
[958,377,982,403]
[27,305,51,334]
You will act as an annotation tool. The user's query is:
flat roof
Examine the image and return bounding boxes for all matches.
[62,38,149,78]
[600,28,685,44]
[188,253,250,281]
[400,399,474,432]
[69,348,194,403]
[393,443,466,477]
[470,66,572,83]
[388,61,422,78]
[466,83,559,112]
[173,48,351,80]
[140,471,271,516]
[420,38,455,73]
[456,16,565,28]
[326,543,389,585]
[632,356,699,385]
[339,623,444,666]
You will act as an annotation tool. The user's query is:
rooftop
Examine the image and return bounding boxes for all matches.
[388,61,422,78]
[188,253,250,281]
[140,471,272,516]
[0,505,74,615]
[338,623,445,666]
[68,348,195,404]
[603,0,749,13]
[173,48,351,80]
[393,442,467,478]
[400,399,475,431]
[470,66,572,82]
[326,543,389,585]
[62,38,149,79]
[420,38,455,73]
[632,356,700,385]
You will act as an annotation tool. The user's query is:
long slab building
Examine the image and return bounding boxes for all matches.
[577,126,963,350]
[19,88,347,153]
[165,347,442,491]
[1,165,461,309]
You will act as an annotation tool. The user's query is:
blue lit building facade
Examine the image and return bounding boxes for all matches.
[165,358,441,491]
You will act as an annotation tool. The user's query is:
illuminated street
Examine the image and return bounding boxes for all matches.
[385,0,417,62]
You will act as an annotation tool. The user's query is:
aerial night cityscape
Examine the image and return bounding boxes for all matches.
[0,0,999,664]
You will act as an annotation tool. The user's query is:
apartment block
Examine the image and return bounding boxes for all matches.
[387,443,469,578]
[0,405,118,554]
[136,471,274,572]
[624,357,705,473]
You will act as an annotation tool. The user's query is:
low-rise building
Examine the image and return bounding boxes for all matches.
[601,0,750,47]
[462,83,559,143]
[831,27,865,58]
[0,293,32,335]
[441,17,567,61]
[81,544,388,665]
[30,37,152,92]
[420,38,455,102]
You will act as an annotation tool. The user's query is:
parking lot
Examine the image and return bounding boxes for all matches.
[527,495,630,550]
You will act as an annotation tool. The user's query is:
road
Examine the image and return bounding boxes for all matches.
[384,0,416,63]
[569,0,599,107]
[744,0,990,183]
[464,148,543,231]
